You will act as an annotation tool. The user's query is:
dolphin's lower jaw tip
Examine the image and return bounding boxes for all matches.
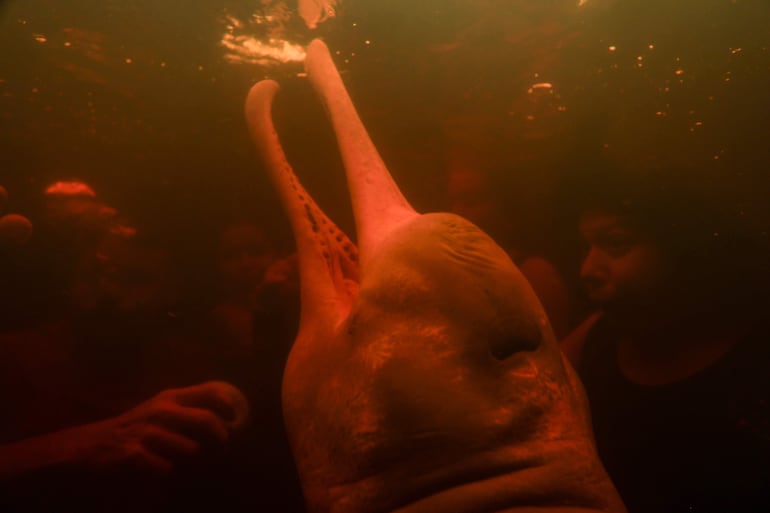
[245,80,279,119]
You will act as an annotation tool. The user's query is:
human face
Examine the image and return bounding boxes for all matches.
[578,211,669,310]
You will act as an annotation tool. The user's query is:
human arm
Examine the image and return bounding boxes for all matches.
[0,380,248,482]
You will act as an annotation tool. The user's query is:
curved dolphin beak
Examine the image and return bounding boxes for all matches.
[245,39,417,333]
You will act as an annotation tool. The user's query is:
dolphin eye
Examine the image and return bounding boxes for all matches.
[488,319,542,360]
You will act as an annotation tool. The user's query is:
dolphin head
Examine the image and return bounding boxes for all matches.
[245,39,624,513]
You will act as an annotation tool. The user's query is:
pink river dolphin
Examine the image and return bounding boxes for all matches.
[244,38,626,513]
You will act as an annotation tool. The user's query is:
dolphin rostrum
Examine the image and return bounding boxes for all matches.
[244,38,626,513]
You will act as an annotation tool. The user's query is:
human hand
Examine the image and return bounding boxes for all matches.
[71,381,249,476]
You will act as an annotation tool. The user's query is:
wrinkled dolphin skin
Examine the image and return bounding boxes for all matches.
[244,39,626,513]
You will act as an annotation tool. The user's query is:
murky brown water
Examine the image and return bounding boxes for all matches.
[1,1,769,511]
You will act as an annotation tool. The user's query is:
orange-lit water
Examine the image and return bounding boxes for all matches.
[1,1,769,511]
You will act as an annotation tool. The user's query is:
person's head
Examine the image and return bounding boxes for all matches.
[0,185,33,249]
[578,208,671,313]
[69,223,178,324]
[573,170,728,319]
[42,180,117,244]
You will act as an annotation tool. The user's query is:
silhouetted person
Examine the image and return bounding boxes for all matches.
[0,185,33,249]
[0,182,250,513]
[562,172,770,513]
[204,221,304,512]
[208,222,279,353]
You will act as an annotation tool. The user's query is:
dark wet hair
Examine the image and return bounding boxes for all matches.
[572,168,706,254]
[566,164,770,318]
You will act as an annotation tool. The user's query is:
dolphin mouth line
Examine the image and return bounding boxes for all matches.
[330,449,589,513]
